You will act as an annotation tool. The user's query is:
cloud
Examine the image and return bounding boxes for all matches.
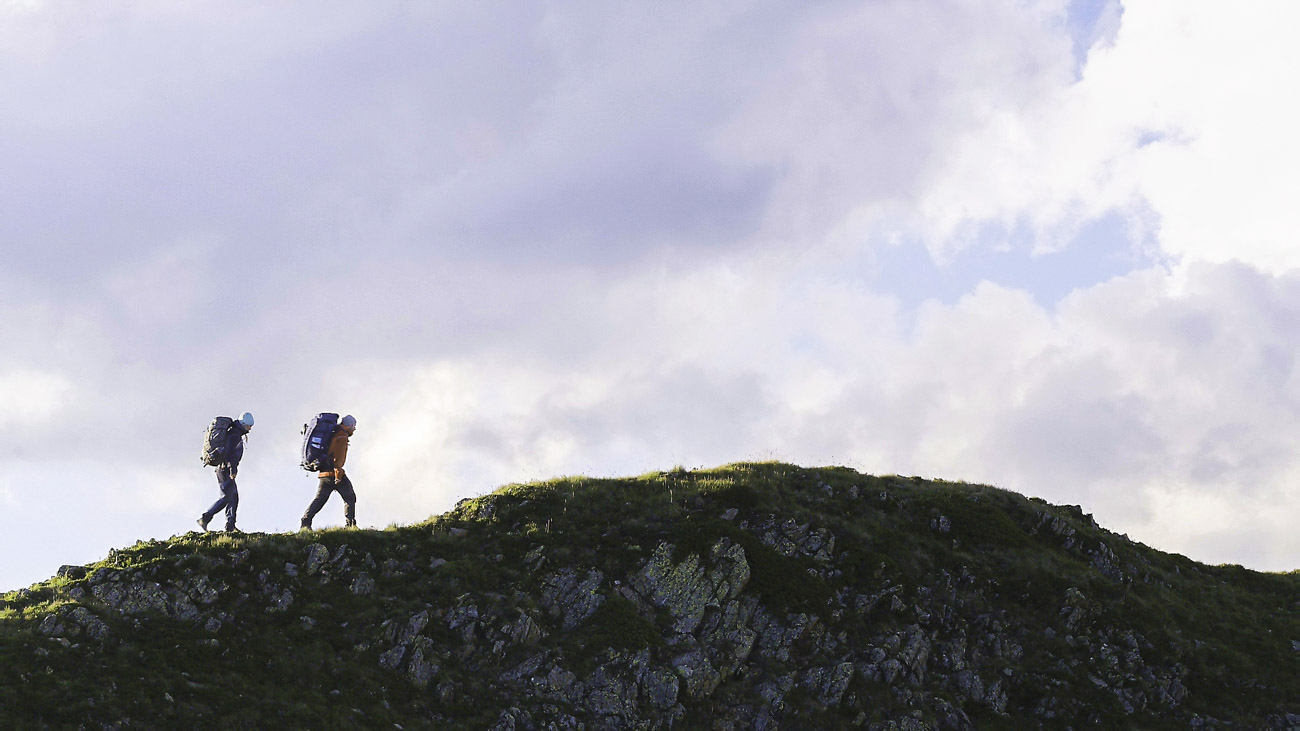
[311,257,1299,571]
[1097,2,1300,273]
[4,1,1300,591]
[0,369,74,424]
[904,0,1300,273]
[714,0,1082,252]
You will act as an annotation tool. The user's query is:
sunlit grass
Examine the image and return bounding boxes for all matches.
[0,461,1293,727]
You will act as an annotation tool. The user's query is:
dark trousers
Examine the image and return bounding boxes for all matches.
[204,467,239,530]
[302,474,356,528]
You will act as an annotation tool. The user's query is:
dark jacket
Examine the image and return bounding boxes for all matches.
[222,430,245,477]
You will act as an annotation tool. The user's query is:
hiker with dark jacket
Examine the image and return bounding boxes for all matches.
[199,412,254,532]
[301,414,357,529]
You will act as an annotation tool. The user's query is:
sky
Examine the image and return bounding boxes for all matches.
[3,0,1299,590]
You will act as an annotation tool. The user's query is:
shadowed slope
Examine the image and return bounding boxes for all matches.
[2,463,1296,728]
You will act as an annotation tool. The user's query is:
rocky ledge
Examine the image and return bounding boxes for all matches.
[2,463,1296,728]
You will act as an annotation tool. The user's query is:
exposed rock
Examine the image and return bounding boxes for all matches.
[753,609,815,663]
[406,637,439,688]
[640,666,680,709]
[955,669,984,703]
[350,572,374,596]
[1090,541,1125,582]
[1061,587,1094,632]
[36,614,65,637]
[506,611,545,646]
[330,544,349,564]
[540,569,605,630]
[754,518,837,563]
[803,661,854,706]
[581,664,638,719]
[401,610,430,645]
[378,644,406,671]
[267,589,293,613]
[523,546,545,571]
[671,647,721,698]
[699,596,759,672]
[304,544,329,575]
[57,565,88,580]
[898,625,932,682]
[630,539,750,634]
[70,607,111,640]
[92,580,170,616]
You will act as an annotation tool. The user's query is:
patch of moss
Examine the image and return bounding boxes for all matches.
[583,596,661,653]
[697,479,761,510]
[911,488,1029,549]
[740,537,832,615]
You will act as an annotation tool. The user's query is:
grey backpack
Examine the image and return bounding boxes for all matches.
[201,417,236,467]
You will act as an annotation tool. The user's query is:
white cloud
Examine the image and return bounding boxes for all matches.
[1139,476,1300,569]
[0,369,74,423]
[312,257,1298,571]
[716,0,1079,251]
[1104,2,1300,273]
[908,0,1300,272]
[0,0,42,15]
[4,1,1300,591]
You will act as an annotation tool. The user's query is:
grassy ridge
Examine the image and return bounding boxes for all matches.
[1,462,1296,727]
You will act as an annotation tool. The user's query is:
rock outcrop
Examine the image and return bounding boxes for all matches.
[1,463,1295,728]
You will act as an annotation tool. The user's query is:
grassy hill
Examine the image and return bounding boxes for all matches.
[2,463,1296,728]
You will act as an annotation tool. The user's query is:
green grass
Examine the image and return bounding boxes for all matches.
[1,462,1295,727]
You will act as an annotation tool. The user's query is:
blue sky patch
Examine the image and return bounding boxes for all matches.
[871,213,1143,309]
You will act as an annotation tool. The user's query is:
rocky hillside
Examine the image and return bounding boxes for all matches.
[1,463,1296,729]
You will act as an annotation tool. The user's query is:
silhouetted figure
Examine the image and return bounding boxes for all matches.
[198,412,254,532]
[301,414,357,529]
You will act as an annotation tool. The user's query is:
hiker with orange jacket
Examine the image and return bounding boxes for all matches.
[300,414,357,529]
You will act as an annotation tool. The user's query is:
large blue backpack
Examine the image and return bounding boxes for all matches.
[201,416,237,467]
[301,413,340,472]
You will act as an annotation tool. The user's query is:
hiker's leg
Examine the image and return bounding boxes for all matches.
[221,478,239,531]
[338,475,357,527]
[204,469,231,520]
[301,477,334,527]
[203,494,226,521]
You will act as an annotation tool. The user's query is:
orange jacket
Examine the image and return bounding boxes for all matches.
[320,429,351,478]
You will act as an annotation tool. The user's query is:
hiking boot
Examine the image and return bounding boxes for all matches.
[197,516,210,532]
[226,526,241,534]
[299,522,312,532]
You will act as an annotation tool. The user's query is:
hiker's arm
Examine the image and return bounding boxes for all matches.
[229,440,243,478]
[329,434,349,477]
